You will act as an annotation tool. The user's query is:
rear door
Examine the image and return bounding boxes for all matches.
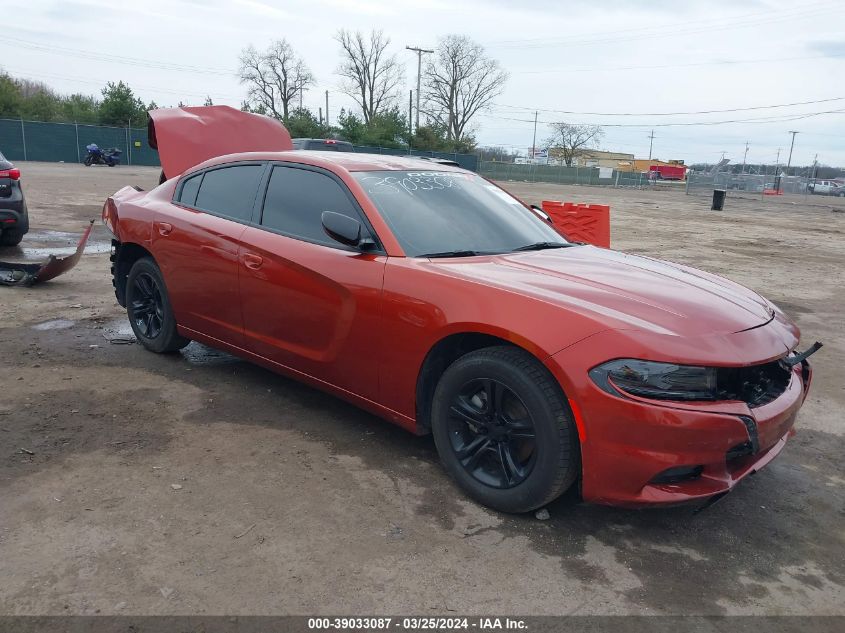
[152,162,267,347]
[238,163,385,400]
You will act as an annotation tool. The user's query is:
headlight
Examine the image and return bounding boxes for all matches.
[589,359,718,401]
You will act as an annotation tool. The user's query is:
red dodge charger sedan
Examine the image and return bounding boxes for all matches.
[103,107,819,513]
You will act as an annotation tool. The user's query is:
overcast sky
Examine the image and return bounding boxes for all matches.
[5,0,844,166]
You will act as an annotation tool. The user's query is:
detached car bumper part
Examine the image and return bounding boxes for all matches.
[0,220,94,287]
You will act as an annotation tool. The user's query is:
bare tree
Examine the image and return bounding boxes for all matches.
[335,29,403,124]
[544,123,604,166]
[424,35,508,142]
[238,40,314,121]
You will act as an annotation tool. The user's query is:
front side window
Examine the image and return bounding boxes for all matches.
[353,171,566,256]
[261,165,363,246]
[193,164,264,222]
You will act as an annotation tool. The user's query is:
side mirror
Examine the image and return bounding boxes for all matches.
[322,211,373,249]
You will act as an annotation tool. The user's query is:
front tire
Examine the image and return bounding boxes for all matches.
[125,257,189,353]
[430,346,580,513]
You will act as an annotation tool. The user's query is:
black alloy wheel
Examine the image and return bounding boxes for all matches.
[125,257,190,353]
[430,346,580,513]
[131,271,164,339]
[448,378,537,489]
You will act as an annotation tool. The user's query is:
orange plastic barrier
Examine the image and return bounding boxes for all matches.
[763,190,784,196]
[541,201,611,248]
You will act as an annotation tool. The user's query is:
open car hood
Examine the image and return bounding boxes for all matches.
[148,106,292,179]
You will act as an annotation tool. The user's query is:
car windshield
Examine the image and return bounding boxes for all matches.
[353,171,568,257]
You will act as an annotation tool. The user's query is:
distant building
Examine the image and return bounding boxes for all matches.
[547,148,634,168]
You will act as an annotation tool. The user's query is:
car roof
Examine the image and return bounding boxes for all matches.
[293,138,353,143]
[187,150,467,174]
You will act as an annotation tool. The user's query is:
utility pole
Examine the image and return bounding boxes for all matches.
[741,141,749,174]
[325,90,329,127]
[531,111,538,161]
[785,130,799,178]
[406,45,433,133]
[319,107,323,125]
[299,86,303,111]
[647,130,655,160]
[408,90,413,151]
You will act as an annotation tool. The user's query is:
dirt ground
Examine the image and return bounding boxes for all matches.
[0,162,843,616]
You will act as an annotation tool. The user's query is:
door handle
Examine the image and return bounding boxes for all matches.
[156,222,173,236]
[243,253,264,270]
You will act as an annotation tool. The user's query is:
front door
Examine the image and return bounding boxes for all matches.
[238,164,385,401]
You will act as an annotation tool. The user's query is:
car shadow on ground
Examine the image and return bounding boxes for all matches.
[164,341,845,613]
[5,326,844,614]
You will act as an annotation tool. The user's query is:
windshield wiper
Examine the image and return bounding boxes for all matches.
[419,250,483,258]
[511,241,572,252]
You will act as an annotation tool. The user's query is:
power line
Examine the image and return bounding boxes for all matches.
[485,2,839,50]
[5,66,244,101]
[508,53,845,75]
[477,108,845,128]
[0,34,238,75]
[483,0,834,47]
[490,96,845,117]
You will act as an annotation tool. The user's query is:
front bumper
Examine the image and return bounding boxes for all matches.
[546,324,810,507]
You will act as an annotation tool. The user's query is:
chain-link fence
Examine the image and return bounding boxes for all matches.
[353,144,478,171]
[0,118,481,171]
[685,170,827,197]
[479,161,662,188]
[0,118,160,166]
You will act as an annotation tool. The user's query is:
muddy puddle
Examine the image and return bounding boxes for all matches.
[0,228,111,261]
[100,318,241,365]
[31,318,76,331]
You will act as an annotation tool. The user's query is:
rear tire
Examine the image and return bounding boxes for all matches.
[430,346,580,513]
[0,229,24,247]
[125,257,190,353]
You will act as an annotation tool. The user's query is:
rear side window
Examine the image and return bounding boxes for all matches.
[194,164,264,222]
[178,173,202,206]
[261,165,362,246]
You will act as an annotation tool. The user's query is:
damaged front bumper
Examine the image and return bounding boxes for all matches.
[0,220,94,287]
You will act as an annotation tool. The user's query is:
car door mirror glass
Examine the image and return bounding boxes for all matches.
[322,211,363,247]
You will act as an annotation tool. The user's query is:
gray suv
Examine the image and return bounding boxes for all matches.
[0,151,28,247]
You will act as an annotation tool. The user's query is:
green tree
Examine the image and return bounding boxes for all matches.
[0,73,22,118]
[61,93,100,123]
[19,89,60,121]
[337,107,408,148]
[99,81,147,125]
[285,107,330,138]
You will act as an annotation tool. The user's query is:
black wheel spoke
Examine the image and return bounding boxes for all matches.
[447,377,537,490]
[131,272,165,340]
[481,379,504,418]
[497,442,515,485]
[507,417,535,439]
[458,435,492,469]
[450,397,487,430]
